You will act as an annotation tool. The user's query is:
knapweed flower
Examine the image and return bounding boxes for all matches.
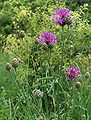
[66,66,80,80]
[51,8,72,26]
[37,32,57,46]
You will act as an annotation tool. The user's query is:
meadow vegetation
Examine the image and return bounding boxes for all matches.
[0,0,91,120]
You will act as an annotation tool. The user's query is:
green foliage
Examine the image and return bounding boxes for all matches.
[0,0,91,120]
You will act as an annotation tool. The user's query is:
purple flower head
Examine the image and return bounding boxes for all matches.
[66,66,80,80]
[37,32,57,46]
[51,8,72,26]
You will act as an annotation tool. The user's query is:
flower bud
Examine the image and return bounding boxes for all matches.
[11,58,19,68]
[75,81,81,89]
[6,63,12,71]
[32,89,43,98]
[18,30,25,38]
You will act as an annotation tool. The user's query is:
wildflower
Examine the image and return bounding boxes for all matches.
[6,63,12,71]
[51,8,72,26]
[37,32,57,46]
[75,81,81,89]
[32,89,43,98]
[66,66,80,80]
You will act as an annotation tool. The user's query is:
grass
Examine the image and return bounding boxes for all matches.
[0,0,91,120]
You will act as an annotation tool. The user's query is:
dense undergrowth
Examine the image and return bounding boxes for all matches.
[0,0,91,120]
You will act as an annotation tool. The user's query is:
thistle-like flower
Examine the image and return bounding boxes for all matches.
[66,66,80,80]
[51,8,72,26]
[37,32,57,46]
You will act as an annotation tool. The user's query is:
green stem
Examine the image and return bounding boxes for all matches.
[58,26,65,120]
[46,47,51,76]
[48,47,51,74]
[9,98,12,120]
[61,26,64,72]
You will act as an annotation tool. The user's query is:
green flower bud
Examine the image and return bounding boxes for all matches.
[6,63,12,71]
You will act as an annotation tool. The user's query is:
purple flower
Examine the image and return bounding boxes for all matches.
[37,32,57,46]
[66,66,80,80]
[51,8,72,26]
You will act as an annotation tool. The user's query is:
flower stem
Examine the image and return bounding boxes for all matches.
[58,26,65,119]
[61,26,64,71]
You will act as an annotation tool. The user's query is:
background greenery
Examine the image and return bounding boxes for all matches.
[0,0,91,120]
